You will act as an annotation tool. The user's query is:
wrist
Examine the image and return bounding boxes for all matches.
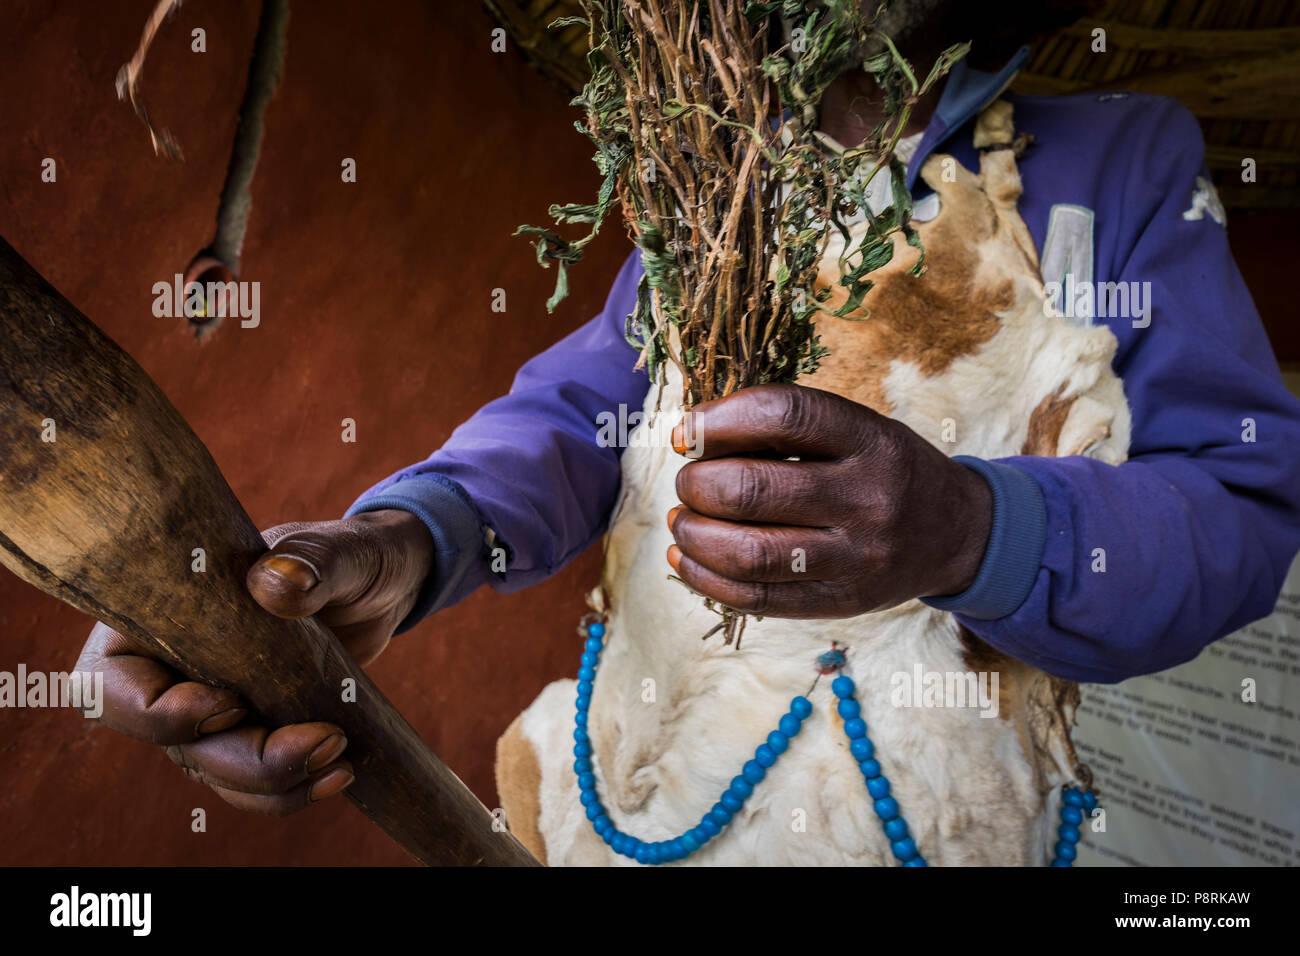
[928,458,993,598]
[920,458,1048,620]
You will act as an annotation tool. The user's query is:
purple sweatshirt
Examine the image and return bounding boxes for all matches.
[347,50,1300,684]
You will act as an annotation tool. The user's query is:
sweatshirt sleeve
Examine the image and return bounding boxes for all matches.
[925,99,1300,683]
[346,251,649,630]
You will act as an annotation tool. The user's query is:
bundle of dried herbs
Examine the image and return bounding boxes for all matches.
[518,0,965,642]
[519,0,965,406]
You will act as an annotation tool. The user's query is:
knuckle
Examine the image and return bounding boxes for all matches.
[741,532,780,580]
[740,580,771,615]
[730,466,760,514]
[772,386,810,440]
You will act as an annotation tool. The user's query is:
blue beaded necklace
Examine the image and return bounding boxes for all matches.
[572,617,1095,866]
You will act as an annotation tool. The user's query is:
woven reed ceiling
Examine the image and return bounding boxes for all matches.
[481,0,1300,210]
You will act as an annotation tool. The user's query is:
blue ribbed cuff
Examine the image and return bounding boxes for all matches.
[344,473,491,633]
[921,456,1047,620]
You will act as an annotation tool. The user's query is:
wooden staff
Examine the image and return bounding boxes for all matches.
[0,237,538,866]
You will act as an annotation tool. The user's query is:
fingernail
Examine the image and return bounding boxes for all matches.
[667,544,682,572]
[259,554,318,591]
[666,505,683,532]
[671,422,687,455]
[196,708,246,735]
[309,768,354,802]
[306,733,348,773]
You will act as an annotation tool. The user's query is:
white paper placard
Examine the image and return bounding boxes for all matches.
[1073,370,1300,867]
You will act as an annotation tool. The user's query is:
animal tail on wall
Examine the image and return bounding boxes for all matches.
[517,0,967,645]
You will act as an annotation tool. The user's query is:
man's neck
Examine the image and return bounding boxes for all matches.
[816,66,941,148]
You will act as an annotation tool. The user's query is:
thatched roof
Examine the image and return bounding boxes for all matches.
[481,0,1299,210]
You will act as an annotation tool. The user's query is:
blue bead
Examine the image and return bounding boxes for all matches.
[578,666,596,682]
[816,648,848,674]
[1050,859,1072,867]
[577,680,593,696]
[867,776,891,800]
[766,730,789,754]
[587,621,606,639]
[593,814,612,835]
[843,717,867,739]
[709,804,733,827]
[580,788,600,807]
[580,651,599,668]
[576,694,591,712]
[1060,805,1083,826]
[573,758,592,774]
[831,675,855,699]
[1054,840,1077,862]
[578,772,595,790]
[891,838,918,862]
[720,791,744,813]
[742,760,766,785]
[602,828,616,846]
[634,843,652,864]
[625,838,643,859]
[679,833,699,853]
[698,818,721,838]
[584,637,603,654]
[850,736,875,761]
[1081,791,1098,813]
[791,696,813,719]
[883,818,909,842]
[575,711,588,729]
[611,833,629,856]
[754,744,777,768]
[647,843,663,865]
[1062,788,1085,808]
[585,802,603,821]
[903,857,927,867]
[874,797,900,821]
[1058,824,1081,844]
[859,759,881,779]
[691,825,710,845]
[574,728,589,744]
[837,698,861,720]
[778,714,802,737]
[729,776,753,799]
[573,741,592,758]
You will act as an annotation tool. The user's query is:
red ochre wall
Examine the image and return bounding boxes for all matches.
[0,0,627,865]
[0,1,1296,866]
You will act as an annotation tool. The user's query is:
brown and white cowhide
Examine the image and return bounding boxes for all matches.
[496,101,1131,866]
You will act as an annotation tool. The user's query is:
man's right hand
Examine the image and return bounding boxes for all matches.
[74,508,435,816]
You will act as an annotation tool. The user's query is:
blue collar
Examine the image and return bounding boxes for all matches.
[906,45,1031,189]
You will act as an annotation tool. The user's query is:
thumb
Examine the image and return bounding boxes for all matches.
[246,520,383,620]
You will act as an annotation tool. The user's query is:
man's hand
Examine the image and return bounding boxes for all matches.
[666,384,992,618]
[74,508,434,815]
